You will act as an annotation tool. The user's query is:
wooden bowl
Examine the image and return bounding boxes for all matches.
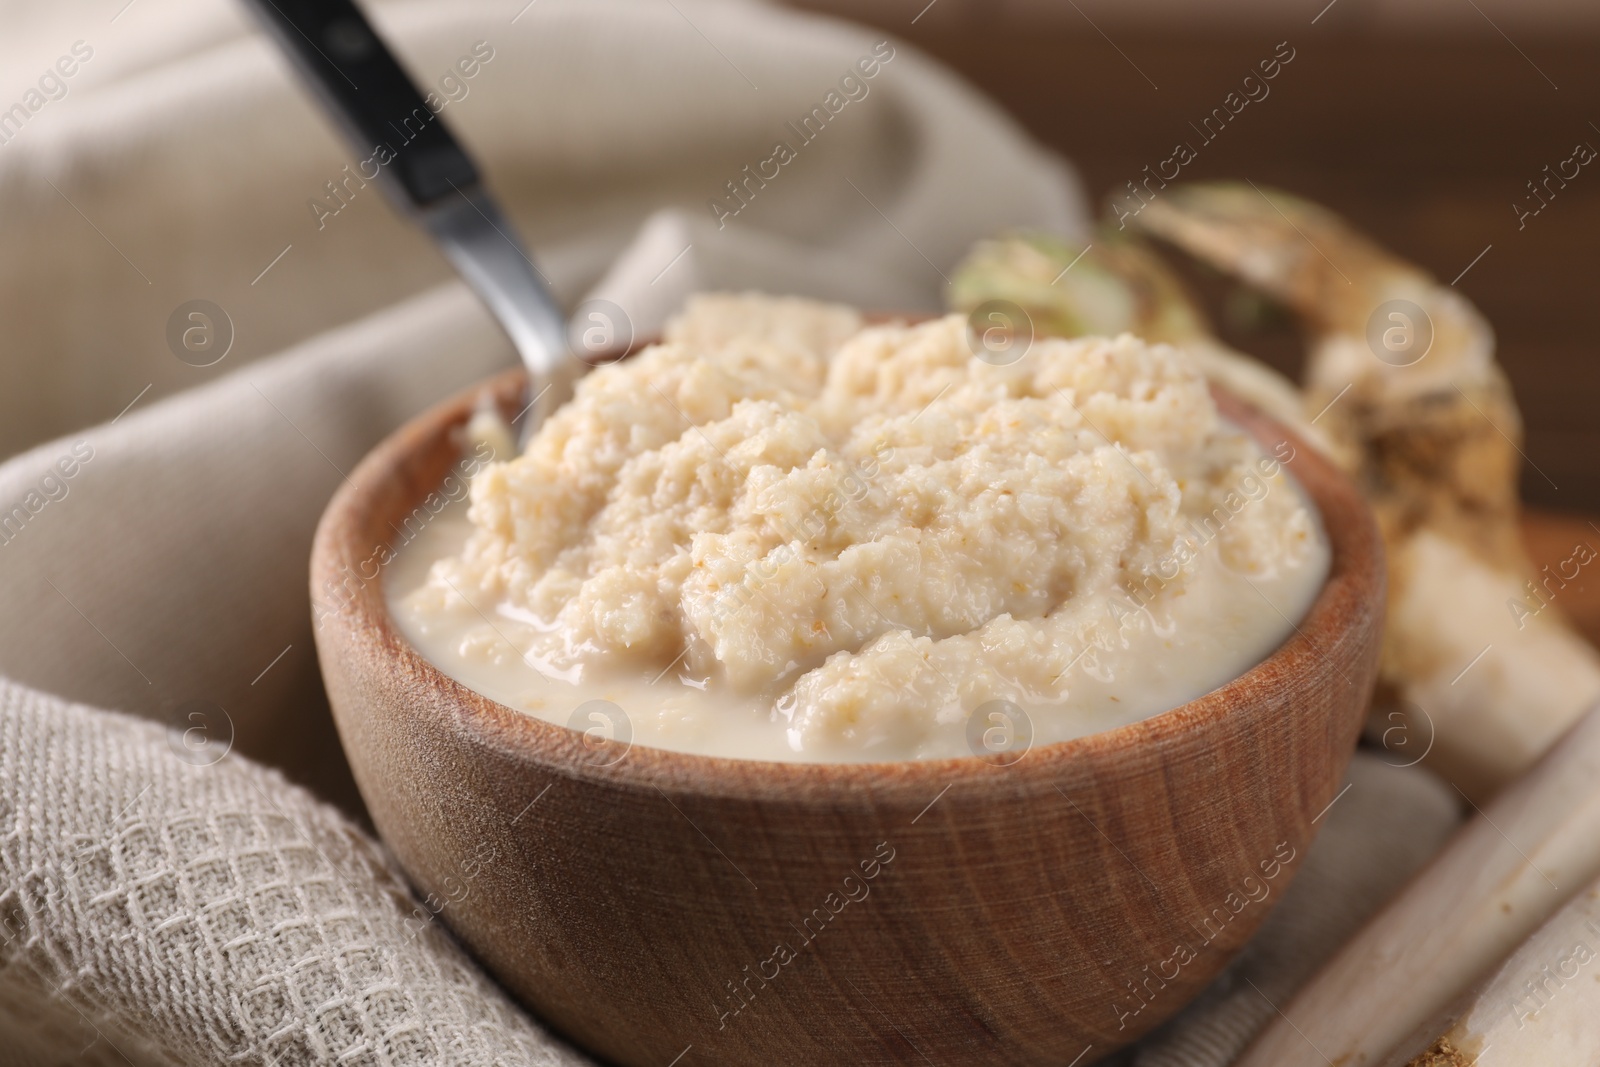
[311,365,1384,1066]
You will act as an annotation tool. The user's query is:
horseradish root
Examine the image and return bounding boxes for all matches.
[1378,870,1600,1066]
[1235,700,1600,1066]
[1127,183,1600,799]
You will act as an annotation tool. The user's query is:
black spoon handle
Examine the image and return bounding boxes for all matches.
[241,0,477,210]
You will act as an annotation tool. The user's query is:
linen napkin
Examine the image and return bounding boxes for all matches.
[0,1,1459,1063]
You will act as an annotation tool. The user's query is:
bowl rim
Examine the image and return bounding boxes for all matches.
[313,354,1383,803]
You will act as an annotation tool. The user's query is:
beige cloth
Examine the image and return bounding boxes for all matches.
[0,677,595,1067]
[0,1,1458,1063]
[0,0,1083,460]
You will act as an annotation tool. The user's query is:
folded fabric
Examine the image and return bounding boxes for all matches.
[0,676,595,1067]
[0,0,1085,460]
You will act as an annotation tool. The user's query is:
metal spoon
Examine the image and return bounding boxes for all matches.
[241,0,580,433]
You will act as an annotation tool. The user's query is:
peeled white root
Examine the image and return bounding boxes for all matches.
[1391,533,1600,799]
[1378,872,1600,1066]
[1131,185,1600,799]
[1235,701,1600,1067]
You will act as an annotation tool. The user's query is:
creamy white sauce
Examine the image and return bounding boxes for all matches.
[388,497,1326,762]
[384,296,1329,764]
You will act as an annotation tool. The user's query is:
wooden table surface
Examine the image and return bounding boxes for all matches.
[1522,511,1600,647]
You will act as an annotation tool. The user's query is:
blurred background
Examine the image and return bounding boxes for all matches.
[788,0,1600,517]
[3,0,1597,544]
[4,0,1595,515]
